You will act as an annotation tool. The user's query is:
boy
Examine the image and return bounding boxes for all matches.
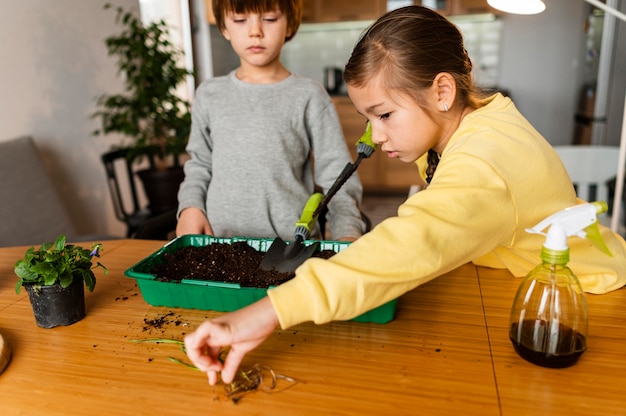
[176,0,365,241]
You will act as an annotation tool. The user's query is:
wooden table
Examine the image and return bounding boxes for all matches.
[0,239,625,415]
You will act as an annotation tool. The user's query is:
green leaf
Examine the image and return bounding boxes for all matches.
[14,261,38,280]
[83,270,96,292]
[53,235,66,251]
[166,356,199,370]
[44,270,60,286]
[58,271,74,289]
[128,338,184,345]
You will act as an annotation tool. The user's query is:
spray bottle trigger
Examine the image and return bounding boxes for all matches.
[584,221,613,257]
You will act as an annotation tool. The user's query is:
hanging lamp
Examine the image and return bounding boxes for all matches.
[487,0,546,15]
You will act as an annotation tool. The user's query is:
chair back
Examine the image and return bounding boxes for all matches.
[101,148,141,220]
[0,136,77,247]
[553,145,619,204]
[101,148,153,237]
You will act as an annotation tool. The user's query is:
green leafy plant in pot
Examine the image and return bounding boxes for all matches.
[14,235,108,328]
[92,3,192,215]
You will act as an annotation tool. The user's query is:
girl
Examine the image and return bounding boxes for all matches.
[183,6,626,386]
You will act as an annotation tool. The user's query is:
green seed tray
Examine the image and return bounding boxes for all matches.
[124,235,397,324]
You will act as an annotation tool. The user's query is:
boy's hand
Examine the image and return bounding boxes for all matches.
[176,207,213,236]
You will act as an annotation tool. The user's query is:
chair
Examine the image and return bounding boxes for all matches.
[0,136,78,247]
[102,146,187,238]
[101,148,153,237]
[553,145,621,230]
[0,136,115,247]
[133,208,178,240]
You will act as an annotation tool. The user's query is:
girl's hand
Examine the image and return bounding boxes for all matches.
[184,297,280,385]
[176,207,213,236]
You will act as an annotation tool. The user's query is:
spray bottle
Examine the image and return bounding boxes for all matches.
[509,201,613,368]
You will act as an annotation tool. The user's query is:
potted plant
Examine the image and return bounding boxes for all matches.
[14,235,108,328]
[92,3,192,214]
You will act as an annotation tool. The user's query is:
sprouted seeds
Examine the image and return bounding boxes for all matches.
[130,338,302,403]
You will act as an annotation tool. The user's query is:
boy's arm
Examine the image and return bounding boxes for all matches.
[177,89,214,219]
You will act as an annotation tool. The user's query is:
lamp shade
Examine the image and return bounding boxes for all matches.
[487,0,546,14]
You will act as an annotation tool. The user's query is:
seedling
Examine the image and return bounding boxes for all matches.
[130,338,301,403]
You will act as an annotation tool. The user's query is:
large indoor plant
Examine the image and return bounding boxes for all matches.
[14,235,108,328]
[92,3,192,215]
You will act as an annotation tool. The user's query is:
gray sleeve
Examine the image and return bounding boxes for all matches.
[176,85,213,218]
[305,91,365,239]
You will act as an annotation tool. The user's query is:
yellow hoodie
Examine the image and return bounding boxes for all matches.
[268,93,626,329]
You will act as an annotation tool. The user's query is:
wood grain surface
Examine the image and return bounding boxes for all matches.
[0,239,625,415]
[0,331,10,374]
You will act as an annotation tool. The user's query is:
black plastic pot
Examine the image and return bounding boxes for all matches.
[137,166,184,216]
[24,279,85,328]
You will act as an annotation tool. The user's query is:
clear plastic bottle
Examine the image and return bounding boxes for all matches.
[509,202,612,368]
[509,250,587,368]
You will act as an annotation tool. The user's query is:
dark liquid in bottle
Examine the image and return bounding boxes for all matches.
[509,320,586,368]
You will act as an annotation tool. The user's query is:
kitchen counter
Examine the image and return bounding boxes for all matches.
[1,239,625,415]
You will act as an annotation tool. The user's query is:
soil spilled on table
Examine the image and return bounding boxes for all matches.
[150,242,336,287]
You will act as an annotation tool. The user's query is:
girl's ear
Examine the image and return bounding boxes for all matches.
[222,28,231,41]
[433,72,457,112]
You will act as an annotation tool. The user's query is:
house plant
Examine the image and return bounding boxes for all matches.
[14,235,108,328]
[92,3,192,214]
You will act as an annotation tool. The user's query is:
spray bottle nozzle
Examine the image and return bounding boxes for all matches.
[526,201,612,257]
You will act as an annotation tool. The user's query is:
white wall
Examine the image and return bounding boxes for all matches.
[499,0,625,147]
[0,0,139,238]
[498,0,588,145]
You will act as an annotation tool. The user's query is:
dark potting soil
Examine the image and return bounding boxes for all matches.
[150,242,336,288]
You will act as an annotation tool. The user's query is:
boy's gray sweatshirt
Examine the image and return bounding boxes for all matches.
[177,71,365,240]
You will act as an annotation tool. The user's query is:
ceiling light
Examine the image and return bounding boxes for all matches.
[487,0,546,15]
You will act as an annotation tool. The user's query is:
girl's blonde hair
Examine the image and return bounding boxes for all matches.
[212,0,302,42]
[344,6,483,111]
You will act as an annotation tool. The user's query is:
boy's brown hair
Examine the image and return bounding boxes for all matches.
[212,0,302,42]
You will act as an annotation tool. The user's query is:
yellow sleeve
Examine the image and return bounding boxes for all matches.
[268,152,517,328]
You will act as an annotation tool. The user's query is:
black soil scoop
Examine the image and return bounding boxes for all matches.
[260,236,320,274]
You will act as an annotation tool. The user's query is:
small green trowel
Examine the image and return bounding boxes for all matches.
[260,123,375,273]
